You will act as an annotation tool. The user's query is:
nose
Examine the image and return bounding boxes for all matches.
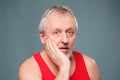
[60,33,68,44]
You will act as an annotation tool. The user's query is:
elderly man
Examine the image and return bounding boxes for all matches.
[18,5,101,80]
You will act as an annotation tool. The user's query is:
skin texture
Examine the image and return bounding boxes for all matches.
[18,11,101,80]
[40,13,76,80]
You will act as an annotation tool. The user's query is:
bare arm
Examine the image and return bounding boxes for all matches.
[46,38,71,80]
[83,55,101,80]
[18,57,42,80]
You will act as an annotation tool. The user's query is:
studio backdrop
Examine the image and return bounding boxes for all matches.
[0,0,120,80]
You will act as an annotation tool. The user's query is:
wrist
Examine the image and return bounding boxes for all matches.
[56,64,70,80]
[59,58,71,68]
[59,62,71,75]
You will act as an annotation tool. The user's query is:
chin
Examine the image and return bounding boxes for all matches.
[67,53,73,58]
[63,52,72,58]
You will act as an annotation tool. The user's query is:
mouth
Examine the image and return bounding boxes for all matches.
[59,47,73,58]
[59,47,70,53]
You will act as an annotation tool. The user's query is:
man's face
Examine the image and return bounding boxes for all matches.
[43,13,77,57]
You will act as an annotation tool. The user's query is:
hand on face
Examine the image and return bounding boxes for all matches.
[45,37,70,68]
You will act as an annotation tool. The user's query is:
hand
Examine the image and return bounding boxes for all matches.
[45,38,70,69]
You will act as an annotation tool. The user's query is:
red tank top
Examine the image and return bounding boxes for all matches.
[33,51,90,80]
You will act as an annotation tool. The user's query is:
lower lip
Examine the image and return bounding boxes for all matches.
[60,48,69,52]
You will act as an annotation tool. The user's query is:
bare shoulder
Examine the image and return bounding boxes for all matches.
[18,56,41,80]
[82,54,101,80]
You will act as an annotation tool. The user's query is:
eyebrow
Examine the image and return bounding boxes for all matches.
[52,28,75,31]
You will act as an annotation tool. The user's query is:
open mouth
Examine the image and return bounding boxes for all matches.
[59,47,70,53]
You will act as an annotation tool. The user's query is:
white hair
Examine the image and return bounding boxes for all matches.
[38,5,78,33]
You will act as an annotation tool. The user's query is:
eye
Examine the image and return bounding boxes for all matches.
[52,31,60,36]
[67,31,75,37]
[53,31,59,34]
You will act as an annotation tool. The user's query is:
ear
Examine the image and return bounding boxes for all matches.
[39,32,46,44]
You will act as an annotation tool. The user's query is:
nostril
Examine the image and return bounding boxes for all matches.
[61,37,68,43]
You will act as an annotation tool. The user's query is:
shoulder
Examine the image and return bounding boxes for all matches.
[82,54,101,80]
[18,56,41,80]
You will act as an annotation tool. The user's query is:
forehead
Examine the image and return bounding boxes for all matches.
[46,13,76,30]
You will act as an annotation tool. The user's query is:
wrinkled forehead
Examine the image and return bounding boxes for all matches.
[39,6,78,33]
[45,13,76,31]
[48,12,74,22]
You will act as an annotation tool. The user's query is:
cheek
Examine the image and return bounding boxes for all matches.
[49,36,61,44]
[69,38,76,47]
[54,38,61,45]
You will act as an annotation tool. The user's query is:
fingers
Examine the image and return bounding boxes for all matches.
[46,37,60,61]
[46,38,61,59]
[46,38,55,59]
[46,37,68,65]
[46,38,62,57]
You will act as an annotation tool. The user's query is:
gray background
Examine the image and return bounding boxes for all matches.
[0,0,120,80]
